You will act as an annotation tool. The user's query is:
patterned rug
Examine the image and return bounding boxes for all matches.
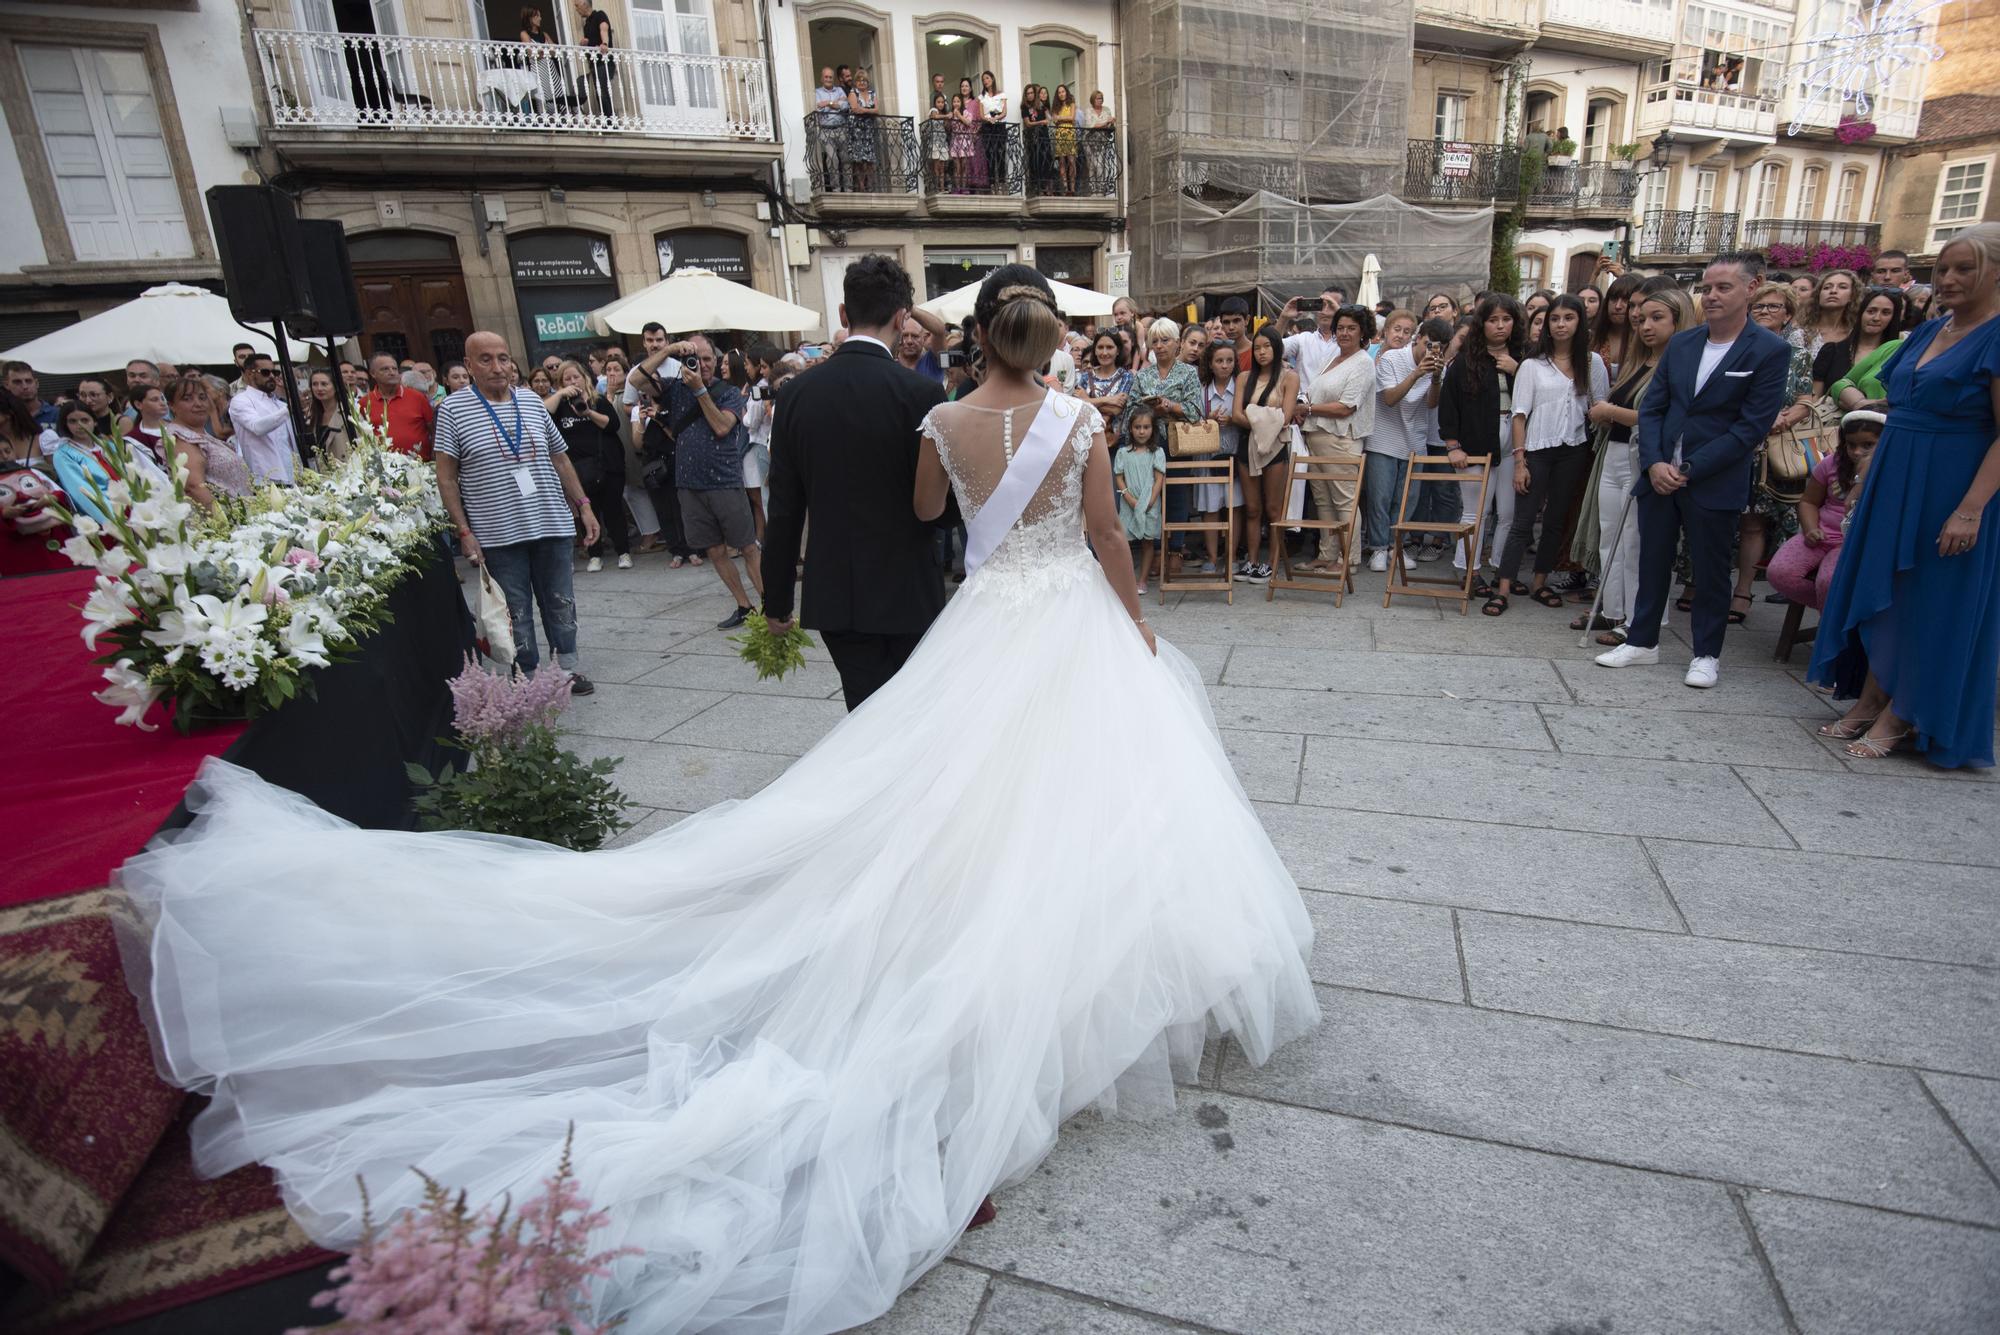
[0,891,333,1332]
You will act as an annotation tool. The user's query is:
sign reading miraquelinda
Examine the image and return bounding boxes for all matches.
[534,311,593,341]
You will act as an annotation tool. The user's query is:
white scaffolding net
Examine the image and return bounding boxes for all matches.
[1122,0,1496,309]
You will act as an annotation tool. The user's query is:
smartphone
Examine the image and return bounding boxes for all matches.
[1296,297,1325,312]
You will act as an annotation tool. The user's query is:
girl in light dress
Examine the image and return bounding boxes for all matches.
[1116,406,1165,592]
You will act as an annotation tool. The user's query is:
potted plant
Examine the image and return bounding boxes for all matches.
[1611,143,1640,162]
[1546,138,1578,168]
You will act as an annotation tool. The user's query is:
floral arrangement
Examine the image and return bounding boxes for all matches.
[1765,240,1874,274]
[1836,117,1877,144]
[293,1128,639,1334]
[731,611,816,682]
[406,657,629,851]
[50,418,443,731]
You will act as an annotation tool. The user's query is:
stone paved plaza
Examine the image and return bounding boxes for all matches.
[557,554,1999,1335]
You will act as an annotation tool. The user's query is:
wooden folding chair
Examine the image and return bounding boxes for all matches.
[1384,454,1489,615]
[1159,457,1236,604]
[1268,452,1365,607]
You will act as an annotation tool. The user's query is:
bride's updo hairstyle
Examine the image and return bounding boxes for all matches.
[973,264,1064,374]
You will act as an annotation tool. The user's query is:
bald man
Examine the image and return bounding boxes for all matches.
[434,331,600,692]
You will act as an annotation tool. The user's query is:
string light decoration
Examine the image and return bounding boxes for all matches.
[1787,0,1944,136]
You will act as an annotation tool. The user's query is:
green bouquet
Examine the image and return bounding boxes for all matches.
[731,610,817,681]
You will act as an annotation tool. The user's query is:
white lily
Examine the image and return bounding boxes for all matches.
[80,577,138,649]
[59,533,100,567]
[282,617,331,668]
[94,659,162,731]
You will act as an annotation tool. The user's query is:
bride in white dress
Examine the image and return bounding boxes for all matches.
[117,266,1319,1334]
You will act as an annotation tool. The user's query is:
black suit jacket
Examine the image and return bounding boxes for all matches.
[762,341,949,634]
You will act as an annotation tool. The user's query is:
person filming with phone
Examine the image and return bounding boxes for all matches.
[1279,287,1347,384]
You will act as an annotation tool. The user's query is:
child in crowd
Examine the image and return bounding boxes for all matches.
[1768,409,1881,613]
[1116,405,1165,593]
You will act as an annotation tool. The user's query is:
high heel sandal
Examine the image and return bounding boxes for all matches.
[1844,727,1914,760]
[1816,715,1877,740]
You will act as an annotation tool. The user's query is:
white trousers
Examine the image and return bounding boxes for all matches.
[1596,441,1642,621]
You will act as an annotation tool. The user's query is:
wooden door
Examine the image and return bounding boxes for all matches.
[354,263,471,369]
[1565,250,1600,298]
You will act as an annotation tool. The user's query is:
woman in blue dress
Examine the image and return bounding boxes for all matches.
[1810,225,2000,769]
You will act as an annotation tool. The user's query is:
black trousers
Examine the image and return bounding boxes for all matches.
[1498,442,1592,584]
[1627,486,1735,658]
[822,630,924,712]
[585,472,629,557]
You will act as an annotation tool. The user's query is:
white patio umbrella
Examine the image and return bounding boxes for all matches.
[589,268,820,336]
[919,276,1118,323]
[1356,254,1383,311]
[0,282,301,371]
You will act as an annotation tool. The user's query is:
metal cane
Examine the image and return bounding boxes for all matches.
[1578,487,1639,649]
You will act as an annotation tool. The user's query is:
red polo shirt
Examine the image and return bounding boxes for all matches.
[361,386,435,459]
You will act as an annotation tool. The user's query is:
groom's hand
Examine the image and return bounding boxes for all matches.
[765,616,794,638]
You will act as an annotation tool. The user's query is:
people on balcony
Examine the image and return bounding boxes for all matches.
[1080,91,1113,195]
[925,92,953,193]
[572,0,615,119]
[954,87,985,193]
[1051,86,1079,196]
[847,69,879,192]
[814,67,849,191]
[978,70,1008,191]
[1022,84,1049,190]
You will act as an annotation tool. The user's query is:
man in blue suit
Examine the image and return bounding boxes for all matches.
[1596,254,1792,688]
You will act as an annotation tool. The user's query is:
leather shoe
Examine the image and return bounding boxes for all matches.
[717,605,751,630]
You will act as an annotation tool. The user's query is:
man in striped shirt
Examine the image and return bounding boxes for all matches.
[436,331,600,694]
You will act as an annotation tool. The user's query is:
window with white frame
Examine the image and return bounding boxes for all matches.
[1434,92,1467,142]
[1798,165,1823,220]
[1642,166,1668,216]
[1931,159,1990,248]
[1752,161,1781,217]
[1693,168,1718,214]
[1835,167,1861,221]
[19,44,192,264]
[1518,252,1546,297]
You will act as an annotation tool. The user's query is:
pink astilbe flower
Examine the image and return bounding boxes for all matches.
[448,654,573,748]
[292,1129,639,1335]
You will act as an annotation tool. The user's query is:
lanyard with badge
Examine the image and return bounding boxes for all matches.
[478,391,538,497]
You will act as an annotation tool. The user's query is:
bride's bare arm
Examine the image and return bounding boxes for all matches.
[914,433,951,521]
[1081,429,1156,654]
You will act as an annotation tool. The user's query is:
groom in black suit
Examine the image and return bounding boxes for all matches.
[763,255,949,710]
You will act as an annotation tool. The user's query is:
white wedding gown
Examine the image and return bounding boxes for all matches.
[117,396,1319,1333]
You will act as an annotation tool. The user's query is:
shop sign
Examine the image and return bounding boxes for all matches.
[533,311,594,341]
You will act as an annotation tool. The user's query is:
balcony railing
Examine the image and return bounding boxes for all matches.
[1541,0,1674,46]
[1740,218,1883,252]
[1414,0,1543,37]
[803,114,921,194]
[1638,209,1740,257]
[1777,88,1921,141]
[1024,126,1120,199]
[1529,162,1639,214]
[920,121,1023,199]
[1637,82,1778,139]
[255,29,773,140]
[1401,139,1521,205]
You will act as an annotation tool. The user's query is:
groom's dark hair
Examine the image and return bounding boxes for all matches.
[843,254,914,329]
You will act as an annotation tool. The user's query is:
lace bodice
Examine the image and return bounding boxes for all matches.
[921,396,1103,604]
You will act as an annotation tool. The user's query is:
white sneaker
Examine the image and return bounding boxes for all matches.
[1367,549,1389,573]
[1684,656,1720,689]
[1400,550,1417,570]
[586,556,603,573]
[1595,642,1660,669]
[616,553,633,569]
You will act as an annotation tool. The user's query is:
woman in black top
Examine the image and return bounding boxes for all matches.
[1811,286,1903,396]
[1437,292,1525,585]
[546,358,627,568]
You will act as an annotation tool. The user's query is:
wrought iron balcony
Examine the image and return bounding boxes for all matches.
[1401,139,1521,206]
[803,114,922,196]
[254,29,772,140]
[1024,126,1120,200]
[1528,162,1640,215]
[919,121,1023,199]
[1638,209,1741,257]
[1740,219,1883,252]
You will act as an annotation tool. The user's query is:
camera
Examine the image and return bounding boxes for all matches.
[1296,297,1325,312]
[682,355,701,373]
[749,384,771,401]
[940,349,970,369]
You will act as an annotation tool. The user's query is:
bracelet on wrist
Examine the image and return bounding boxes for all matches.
[1953,509,1979,522]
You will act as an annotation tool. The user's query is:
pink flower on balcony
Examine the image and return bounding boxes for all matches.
[1836,118,1877,145]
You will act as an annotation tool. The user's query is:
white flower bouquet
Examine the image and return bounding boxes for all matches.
[50,419,445,732]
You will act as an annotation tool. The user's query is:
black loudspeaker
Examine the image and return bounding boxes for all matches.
[288,219,362,338]
[205,185,314,325]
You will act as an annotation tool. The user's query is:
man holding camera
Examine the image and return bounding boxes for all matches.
[632,332,763,628]
[1280,287,1348,384]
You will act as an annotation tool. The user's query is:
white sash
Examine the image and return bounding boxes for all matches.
[962,390,1079,578]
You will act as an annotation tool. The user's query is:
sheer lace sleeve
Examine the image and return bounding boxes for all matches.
[1072,401,1104,454]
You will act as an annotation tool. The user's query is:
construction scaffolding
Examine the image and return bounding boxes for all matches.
[1121,0,1496,310]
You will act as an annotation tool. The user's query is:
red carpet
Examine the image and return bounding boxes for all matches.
[0,571,332,1331]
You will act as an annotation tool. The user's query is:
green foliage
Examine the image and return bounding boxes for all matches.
[1491,146,1545,296]
[1611,142,1641,161]
[731,612,817,682]
[407,724,629,851]
[1550,138,1578,157]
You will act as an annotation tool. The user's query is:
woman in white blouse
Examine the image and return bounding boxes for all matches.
[1298,305,1377,570]
[977,70,1009,189]
[1488,292,1608,616]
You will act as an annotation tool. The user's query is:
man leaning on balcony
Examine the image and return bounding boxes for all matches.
[815,67,850,190]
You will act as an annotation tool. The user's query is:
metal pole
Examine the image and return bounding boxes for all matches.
[1578,485,1638,648]
[272,316,309,476]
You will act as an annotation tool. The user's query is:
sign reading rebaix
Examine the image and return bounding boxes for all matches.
[656,230,750,284]
[511,231,615,285]
[534,311,593,341]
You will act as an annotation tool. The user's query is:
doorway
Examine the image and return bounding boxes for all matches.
[349,231,473,370]
[1565,250,1600,296]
